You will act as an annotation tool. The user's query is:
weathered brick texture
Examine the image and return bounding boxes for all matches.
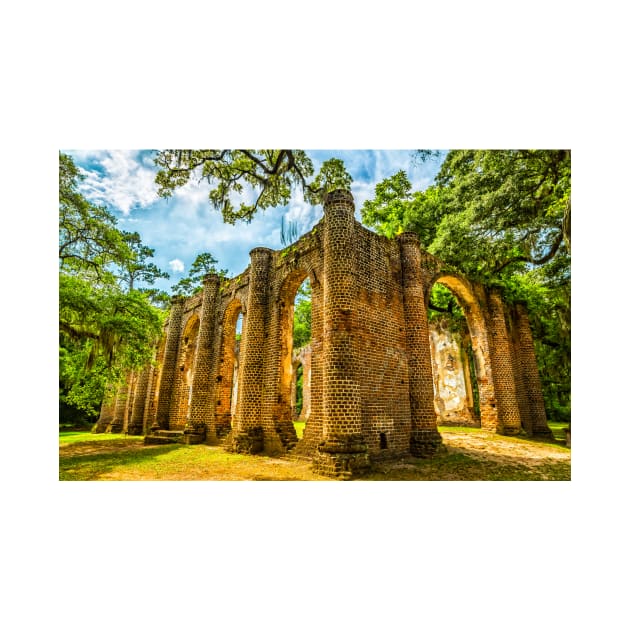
[486,288,522,435]
[155,296,185,429]
[99,190,550,477]
[128,364,151,435]
[186,274,221,442]
[513,302,552,436]
[399,232,443,457]
[93,384,117,433]
[312,190,369,476]
[109,372,134,433]
[231,247,273,453]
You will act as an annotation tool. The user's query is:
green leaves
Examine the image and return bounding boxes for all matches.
[155,150,352,223]
[59,275,165,414]
[119,231,169,291]
[293,279,312,350]
[170,251,228,296]
[59,153,167,419]
[307,158,353,202]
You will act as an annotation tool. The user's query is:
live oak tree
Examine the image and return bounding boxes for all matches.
[362,150,570,280]
[59,153,165,420]
[59,153,126,281]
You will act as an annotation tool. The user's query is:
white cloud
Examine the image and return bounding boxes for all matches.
[168,258,185,273]
[75,150,159,215]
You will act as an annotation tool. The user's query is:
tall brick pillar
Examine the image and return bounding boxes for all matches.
[312,189,369,478]
[514,302,552,436]
[144,364,159,430]
[231,247,273,454]
[128,363,152,435]
[398,233,443,456]
[186,273,221,444]
[153,296,185,430]
[487,289,522,435]
[109,372,133,433]
[93,385,117,433]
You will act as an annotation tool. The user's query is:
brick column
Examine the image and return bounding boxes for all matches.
[93,385,117,433]
[186,273,221,444]
[109,373,132,433]
[486,289,522,435]
[398,233,443,456]
[153,296,185,430]
[313,189,369,478]
[514,302,552,436]
[231,248,273,453]
[128,363,152,435]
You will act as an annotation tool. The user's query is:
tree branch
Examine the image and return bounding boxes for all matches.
[493,230,564,273]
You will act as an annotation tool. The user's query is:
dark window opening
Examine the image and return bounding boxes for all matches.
[379,432,388,449]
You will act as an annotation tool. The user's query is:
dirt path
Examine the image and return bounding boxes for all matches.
[440,430,570,466]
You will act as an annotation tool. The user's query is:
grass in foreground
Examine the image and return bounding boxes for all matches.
[59,432,327,481]
[60,428,570,481]
[59,431,144,445]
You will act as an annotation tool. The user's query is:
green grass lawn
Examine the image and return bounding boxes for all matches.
[59,430,326,481]
[59,431,145,444]
[59,426,570,481]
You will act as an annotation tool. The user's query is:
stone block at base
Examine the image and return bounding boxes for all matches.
[409,429,445,458]
[230,426,264,454]
[312,435,371,479]
[183,432,206,445]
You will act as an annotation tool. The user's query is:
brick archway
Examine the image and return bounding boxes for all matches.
[426,273,499,432]
[170,313,200,429]
[272,269,317,450]
[215,299,245,438]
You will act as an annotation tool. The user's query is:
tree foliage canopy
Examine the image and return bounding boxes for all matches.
[170,252,228,296]
[118,231,170,292]
[155,150,353,224]
[59,153,127,281]
[59,153,166,419]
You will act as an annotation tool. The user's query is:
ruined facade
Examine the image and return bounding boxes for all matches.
[95,190,551,478]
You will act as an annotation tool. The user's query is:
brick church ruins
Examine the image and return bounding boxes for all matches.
[95,190,551,478]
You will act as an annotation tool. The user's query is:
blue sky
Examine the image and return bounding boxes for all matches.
[66,150,445,294]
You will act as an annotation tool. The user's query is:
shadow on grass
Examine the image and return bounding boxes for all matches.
[59,429,570,481]
[59,443,185,480]
[366,441,570,481]
[366,454,570,481]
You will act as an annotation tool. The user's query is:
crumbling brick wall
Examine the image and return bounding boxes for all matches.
[98,189,550,477]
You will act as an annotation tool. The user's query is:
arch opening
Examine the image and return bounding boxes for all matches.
[174,315,200,428]
[216,301,244,438]
[427,278,484,429]
[279,274,312,447]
